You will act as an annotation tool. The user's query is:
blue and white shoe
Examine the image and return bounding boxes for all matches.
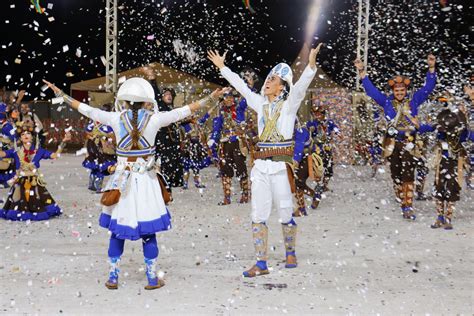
[105,256,120,290]
[144,257,165,290]
[402,207,416,220]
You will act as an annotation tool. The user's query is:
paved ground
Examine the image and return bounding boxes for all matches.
[0,154,472,315]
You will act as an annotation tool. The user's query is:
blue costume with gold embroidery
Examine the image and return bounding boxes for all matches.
[0,103,17,187]
[83,121,116,192]
[209,98,249,205]
[180,112,212,189]
[361,71,437,219]
[0,145,62,221]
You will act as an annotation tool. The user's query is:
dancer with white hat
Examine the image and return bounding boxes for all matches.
[208,43,322,277]
[43,78,221,290]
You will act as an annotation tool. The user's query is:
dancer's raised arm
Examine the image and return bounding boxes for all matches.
[42,79,115,125]
[43,80,80,109]
[42,79,216,127]
[207,50,264,113]
[354,59,389,108]
[152,88,224,129]
[287,43,321,112]
[411,54,437,107]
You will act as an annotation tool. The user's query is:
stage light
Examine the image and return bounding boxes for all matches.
[304,0,325,44]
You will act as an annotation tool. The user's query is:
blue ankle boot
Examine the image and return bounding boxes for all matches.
[105,256,120,289]
[144,257,165,290]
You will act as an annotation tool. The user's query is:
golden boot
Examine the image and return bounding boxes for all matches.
[431,200,445,229]
[401,182,416,220]
[293,189,307,217]
[282,220,297,268]
[238,177,250,204]
[243,223,270,277]
[444,202,455,230]
[218,176,232,205]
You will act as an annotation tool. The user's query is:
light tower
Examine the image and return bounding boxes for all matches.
[105,0,118,93]
[355,0,370,91]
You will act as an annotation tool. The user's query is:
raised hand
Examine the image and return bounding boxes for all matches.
[211,87,232,100]
[354,59,364,71]
[210,88,224,100]
[42,79,61,95]
[309,43,323,69]
[17,90,26,104]
[43,79,80,109]
[464,85,474,101]
[353,59,367,79]
[207,50,227,70]
[427,54,436,71]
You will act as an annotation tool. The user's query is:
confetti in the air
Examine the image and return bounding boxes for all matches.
[30,0,45,14]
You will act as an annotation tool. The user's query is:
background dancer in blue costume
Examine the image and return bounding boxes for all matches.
[208,90,250,205]
[419,104,474,230]
[0,103,17,188]
[292,124,313,216]
[180,106,219,190]
[307,101,340,198]
[83,104,117,193]
[0,121,70,221]
[354,54,437,220]
[293,101,340,215]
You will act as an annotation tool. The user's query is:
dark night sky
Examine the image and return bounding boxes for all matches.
[0,0,471,100]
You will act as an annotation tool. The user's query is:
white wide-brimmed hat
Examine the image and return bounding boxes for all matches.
[115,77,157,112]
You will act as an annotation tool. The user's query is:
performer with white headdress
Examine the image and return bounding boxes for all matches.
[43,78,221,290]
[208,43,322,277]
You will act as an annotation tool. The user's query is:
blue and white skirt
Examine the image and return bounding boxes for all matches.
[99,158,171,240]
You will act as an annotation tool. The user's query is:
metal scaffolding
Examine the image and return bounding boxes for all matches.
[105,0,118,93]
[355,0,370,90]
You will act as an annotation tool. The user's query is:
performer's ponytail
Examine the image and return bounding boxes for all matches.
[129,101,143,149]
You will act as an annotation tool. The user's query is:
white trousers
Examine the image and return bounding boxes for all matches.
[250,166,293,224]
